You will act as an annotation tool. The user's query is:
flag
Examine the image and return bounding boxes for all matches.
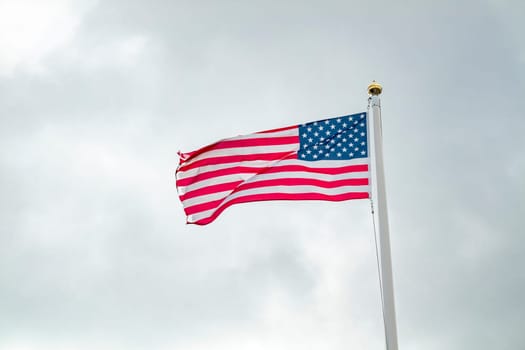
[176,112,370,225]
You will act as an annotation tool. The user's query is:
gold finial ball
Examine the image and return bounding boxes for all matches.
[367,81,383,95]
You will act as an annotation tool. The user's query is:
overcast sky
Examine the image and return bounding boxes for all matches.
[1,0,524,349]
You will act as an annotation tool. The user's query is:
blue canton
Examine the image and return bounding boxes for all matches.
[297,112,368,161]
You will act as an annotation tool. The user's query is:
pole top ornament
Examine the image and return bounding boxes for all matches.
[368,81,383,96]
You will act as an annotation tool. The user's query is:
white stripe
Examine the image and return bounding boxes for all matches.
[188,212,210,224]
[189,209,218,223]
[177,160,276,181]
[178,173,254,195]
[176,156,369,181]
[181,143,299,168]
[182,190,232,207]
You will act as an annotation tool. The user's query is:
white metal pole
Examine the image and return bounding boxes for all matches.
[368,82,398,350]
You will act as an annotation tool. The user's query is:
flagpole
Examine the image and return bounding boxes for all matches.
[368,81,399,350]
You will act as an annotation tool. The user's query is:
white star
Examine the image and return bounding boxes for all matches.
[350,152,354,157]
[326,131,331,136]
[325,145,330,149]
[349,116,353,121]
[325,153,330,157]
[320,137,325,142]
[313,122,318,126]
[337,118,341,123]
[307,127,312,132]
[336,134,342,139]
[313,154,318,159]
[337,152,342,157]
[330,124,336,129]
[330,139,335,144]
[360,132,365,136]
[324,120,330,124]
[313,145,318,150]
[354,147,359,151]
[319,126,324,131]
[361,141,365,146]
[342,147,347,152]
[319,149,324,154]
[307,149,311,154]
[361,150,366,155]
[342,123,348,128]
[360,114,365,119]
[302,133,307,138]
[301,154,306,158]
[308,137,313,143]
[314,132,319,137]
[349,143,354,147]
[337,143,342,147]
[342,138,347,142]
[360,122,365,127]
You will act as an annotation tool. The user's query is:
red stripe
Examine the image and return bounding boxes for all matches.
[189,192,370,225]
[177,166,260,187]
[183,178,369,215]
[185,198,224,215]
[178,152,297,172]
[179,180,243,201]
[176,163,369,187]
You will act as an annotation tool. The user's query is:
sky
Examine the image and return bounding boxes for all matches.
[0,0,524,349]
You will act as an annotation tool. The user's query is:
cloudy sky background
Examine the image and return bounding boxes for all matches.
[1,0,524,349]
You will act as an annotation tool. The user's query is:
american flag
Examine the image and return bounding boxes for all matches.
[176,112,370,225]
